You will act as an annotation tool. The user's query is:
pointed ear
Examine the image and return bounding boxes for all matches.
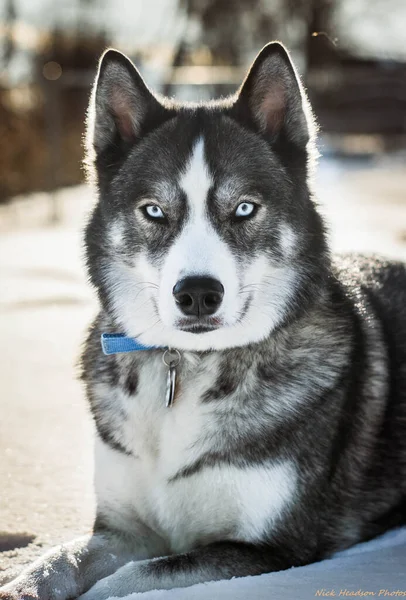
[89,49,165,155]
[234,42,313,148]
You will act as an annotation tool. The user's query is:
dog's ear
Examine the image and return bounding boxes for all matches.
[234,42,312,148]
[89,49,166,155]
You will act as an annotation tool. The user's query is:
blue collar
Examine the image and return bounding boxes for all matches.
[101,333,162,355]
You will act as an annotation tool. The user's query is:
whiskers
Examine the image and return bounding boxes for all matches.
[134,316,165,340]
[238,283,264,296]
[237,270,296,326]
[132,281,159,304]
[238,272,291,298]
[129,281,165,339]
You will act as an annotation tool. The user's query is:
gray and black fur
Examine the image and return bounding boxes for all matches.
[1,42,405,600]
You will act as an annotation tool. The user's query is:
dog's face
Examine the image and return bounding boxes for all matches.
[85,43,328,351]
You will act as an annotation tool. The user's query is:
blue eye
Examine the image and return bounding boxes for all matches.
[235,202,255,218]
[144,205,165,220]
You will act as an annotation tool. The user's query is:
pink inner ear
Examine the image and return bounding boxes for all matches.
[111,88,139,141]
[254,82,286,135]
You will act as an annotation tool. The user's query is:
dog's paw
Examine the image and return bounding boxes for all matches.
[0,586,39,600]
[77,562,140,600]
[77,581,109,600]
[0,591,19,600]
[0,580,66,600]
[77,578,115,600]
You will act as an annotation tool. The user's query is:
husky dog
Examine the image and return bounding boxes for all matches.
[1,42,406,600]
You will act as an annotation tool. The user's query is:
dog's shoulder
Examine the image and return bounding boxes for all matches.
[333,253,406,290]
[333,253,406,347]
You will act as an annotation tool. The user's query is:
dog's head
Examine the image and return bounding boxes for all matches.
[85,42,329,351]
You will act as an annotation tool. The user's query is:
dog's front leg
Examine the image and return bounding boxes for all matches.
[0,527,158,600]
[78,540,304,599]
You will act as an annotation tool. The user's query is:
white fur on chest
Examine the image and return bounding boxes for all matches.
[94,353,297,554]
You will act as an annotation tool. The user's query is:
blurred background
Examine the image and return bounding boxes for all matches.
[1,0,406,585]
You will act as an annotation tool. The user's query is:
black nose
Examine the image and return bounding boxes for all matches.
[173,277,224,317]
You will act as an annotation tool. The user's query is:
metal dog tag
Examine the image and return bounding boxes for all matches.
[165,363,177,408]
[163,349,181,408]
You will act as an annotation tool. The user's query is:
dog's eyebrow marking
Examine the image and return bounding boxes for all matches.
[150,180,178,204]
[215,178,252,202]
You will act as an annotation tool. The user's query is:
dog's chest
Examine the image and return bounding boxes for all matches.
[94,352,296,552]
[115,352,218,460]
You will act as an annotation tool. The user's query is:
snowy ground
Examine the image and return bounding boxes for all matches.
[0,154,406,587]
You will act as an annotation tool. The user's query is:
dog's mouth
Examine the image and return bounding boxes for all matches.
[176,316,223,334]
[174,294,253,334]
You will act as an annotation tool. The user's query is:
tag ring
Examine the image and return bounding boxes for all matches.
[162,348,181,368]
